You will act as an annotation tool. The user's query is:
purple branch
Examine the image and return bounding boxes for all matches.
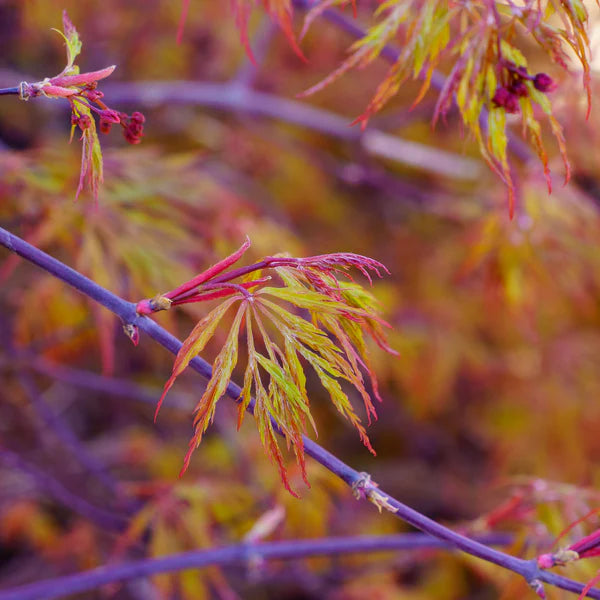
[102,81,480,180]
[1,225,597,598]
[0,533,513,600]
[0,447,126,531]
[0,86,19,96]
[16,372,124,499]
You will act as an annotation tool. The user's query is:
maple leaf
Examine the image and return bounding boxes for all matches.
[140,239,397,494]
[18,11,144,202]
[300,0,592,217]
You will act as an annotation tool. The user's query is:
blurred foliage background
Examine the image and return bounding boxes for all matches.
[2,1,600,598]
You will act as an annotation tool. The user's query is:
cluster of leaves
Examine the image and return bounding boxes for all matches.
[19,12,144,200]
[299,1,592,217]
[219,0,591,218]
[139,239,397,494]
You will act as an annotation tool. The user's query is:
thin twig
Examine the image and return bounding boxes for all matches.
[0,532,514,600]
[0,446,127,531]
[0,86,19,96]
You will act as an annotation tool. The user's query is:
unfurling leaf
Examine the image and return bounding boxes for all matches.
[20,12,144,202]
[149,240,397,493]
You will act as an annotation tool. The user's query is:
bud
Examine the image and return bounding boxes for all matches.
[78,114,92,130]
[533,73,557,93]
[123,127,142,144]
[120,112,145,144]
[492,86,520,114]
[509,80,529,98]
[85,89,104,102]
[99,117,112,134]
[98,108,121,124]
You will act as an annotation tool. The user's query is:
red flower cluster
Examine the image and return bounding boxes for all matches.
[46,75,145,145]
[121,111,145,144]
[492,62,557,114]
[98,110,145,144]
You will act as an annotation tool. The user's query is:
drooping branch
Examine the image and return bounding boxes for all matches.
[0,225,598,598]
[0,532,513,600]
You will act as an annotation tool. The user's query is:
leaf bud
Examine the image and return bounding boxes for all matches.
[78,114,92,130]
[509,80,529,98]
[492,86,520,114]
[533,73,557,93]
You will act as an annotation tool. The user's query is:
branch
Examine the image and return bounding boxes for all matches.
[0,86,19,96]
[16,371,124,499]
[0,532,513,600]
[0,446,127,531]
[290,0,534,165]
[0,225,598,598]
[102,81,481,180]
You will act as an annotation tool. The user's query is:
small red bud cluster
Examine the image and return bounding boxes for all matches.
[492,62,557,114]
[533,73,557,93]
[120,111,145,145]
[65,80,145,145]
[98,111,145,144]
[71,113,92,131]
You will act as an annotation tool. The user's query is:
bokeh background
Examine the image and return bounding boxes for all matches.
[2,1,600,598]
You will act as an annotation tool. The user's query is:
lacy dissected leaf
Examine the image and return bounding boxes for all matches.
[301,0,592,217]
[156,296,240,419]
[155,247,396,493]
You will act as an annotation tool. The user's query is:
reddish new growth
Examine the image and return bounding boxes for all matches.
[18,11,145,199]
[492,61,557,115]
[135,239,391,317]
[99,111,146,145]
[134,238,397,492]
[68,92,146,145]
[536,511,600,599]
[20,64,145,146]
